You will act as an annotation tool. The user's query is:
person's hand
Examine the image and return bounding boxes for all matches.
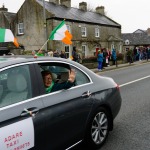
[68,69,76,83]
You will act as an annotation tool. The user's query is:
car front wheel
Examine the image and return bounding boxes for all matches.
[83,107,111,149]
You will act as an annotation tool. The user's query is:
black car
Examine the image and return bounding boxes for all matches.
[0,56,122,150]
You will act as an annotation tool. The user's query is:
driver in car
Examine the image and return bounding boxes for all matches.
[41,69,75,93]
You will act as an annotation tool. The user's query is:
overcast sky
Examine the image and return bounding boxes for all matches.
[0,0,150,33]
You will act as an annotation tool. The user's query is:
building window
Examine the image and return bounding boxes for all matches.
[95,28,99,37]
[125,39,130,45]
[82,45,86,58]
[65,45,70,58]
[66,25,71,33]
[119,44,122,53]
[81,27,87,37]
[18,23,24,35]
[111,44,114,52]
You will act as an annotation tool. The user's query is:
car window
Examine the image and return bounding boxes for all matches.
[71,66,90,85]
[0,65,33,108]
[39,63,69,89]
[38,62,90,94]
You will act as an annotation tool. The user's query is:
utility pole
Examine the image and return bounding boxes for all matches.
[42,0,47,52]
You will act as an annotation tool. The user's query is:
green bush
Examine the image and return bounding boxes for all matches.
[22,50,32,55]
[82,56,97,63]
[117,53,123,60]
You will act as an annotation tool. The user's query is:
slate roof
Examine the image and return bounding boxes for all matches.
[36,0,121,28]
[122,32,150,45]
[133,29,146,33]
[3,12,16,23]
[4,12,16,22]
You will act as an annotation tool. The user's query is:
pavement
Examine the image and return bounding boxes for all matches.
[91,60,150,73]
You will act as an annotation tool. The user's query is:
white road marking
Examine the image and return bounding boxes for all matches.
[120,75,150,87]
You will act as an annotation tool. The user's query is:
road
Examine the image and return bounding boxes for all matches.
[74,62,150,150]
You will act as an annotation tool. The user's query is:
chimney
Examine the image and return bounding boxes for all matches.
[49,0,59,5]
[147,28,150,36]
[96,6,105,15]
[0,4,8,12]
[60,0,71,7]
[79,2,87,11]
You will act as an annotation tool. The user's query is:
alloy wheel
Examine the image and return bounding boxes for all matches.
[91,112,108,145]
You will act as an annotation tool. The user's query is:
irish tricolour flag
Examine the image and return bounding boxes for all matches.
[0,28,19,47]
[49,20,72,45]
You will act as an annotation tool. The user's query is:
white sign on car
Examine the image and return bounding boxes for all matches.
[0,118,34,150]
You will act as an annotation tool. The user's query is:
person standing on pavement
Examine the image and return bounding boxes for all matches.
[133,47,137,62]
[72,48,78,62]
[106,48,111,66]
[36,49,44,56]
[60,50,67,59]
[148,46,150,59]
[48,50,54,57]
[97,50,103,71]
[127,48,133,64]
[53,50,60,57]
[111,48,117,65]
[102,48,108,68]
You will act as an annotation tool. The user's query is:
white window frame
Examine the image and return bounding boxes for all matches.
[82,45,86,58]
[111,44,114,52]
[125,39,130,45]
[119,44,122,53]
[66,25,71,33]
[95,28,100,37]
[18,23,24,35]
[64,45,70,58]
[81,27,87,37]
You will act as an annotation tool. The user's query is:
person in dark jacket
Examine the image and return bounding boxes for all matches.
[60,50,67,59]
[53,50,60,57]
[41,70,75,93]
[126,48,133,64]
[102,48,108,68]
[72,49,78,62]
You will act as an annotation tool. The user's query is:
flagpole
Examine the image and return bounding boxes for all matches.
[40,39,49,51]
[42,0,47,52]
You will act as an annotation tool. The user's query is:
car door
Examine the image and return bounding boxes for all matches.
[35,62,94,150]
[0,64,45,150]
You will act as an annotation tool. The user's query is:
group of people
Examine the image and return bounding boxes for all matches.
[126,46,150,64]
[97,46,150,71]
[48,50,67,58]
[32,48,81,63]
[32,49,68,58]
[97,48,117,71]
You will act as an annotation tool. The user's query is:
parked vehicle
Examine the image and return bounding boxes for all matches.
[0,56,122,150]
[0,47,10,56]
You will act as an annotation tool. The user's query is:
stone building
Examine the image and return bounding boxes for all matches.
[122,28,150,50]
[0,4,16,29]
[1,0,123,57]
[0,4,16,52]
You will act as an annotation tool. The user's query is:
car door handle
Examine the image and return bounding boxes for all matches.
[21,108,39,117]
[82,91,92,98]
